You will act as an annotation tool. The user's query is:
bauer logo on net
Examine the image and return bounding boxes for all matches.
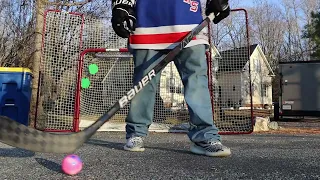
[118,69,156,108]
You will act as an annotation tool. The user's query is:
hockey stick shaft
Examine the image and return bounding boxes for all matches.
[0,14,214,153]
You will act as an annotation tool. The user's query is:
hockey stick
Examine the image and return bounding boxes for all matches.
[0,13,215,154]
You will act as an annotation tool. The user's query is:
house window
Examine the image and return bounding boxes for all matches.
[233,85,235,91]
[262,84,267,97]
[219,86,222,98]
[176,86,183,94]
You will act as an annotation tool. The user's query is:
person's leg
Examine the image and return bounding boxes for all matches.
[124,49,164,151]
[174,44,231,157]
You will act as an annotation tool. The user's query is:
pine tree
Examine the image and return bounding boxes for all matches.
[303,11,320,59]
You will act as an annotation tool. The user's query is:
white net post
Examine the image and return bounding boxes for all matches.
[75,48,191,131]
[74,48,133,131]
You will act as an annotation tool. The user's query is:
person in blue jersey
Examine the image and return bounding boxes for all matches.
[111,0,231,157]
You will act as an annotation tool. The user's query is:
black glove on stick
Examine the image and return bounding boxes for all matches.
[111,0,136,38]
[206,0,231,24]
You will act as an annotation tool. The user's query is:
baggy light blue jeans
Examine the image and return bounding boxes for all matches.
[125,44,221,143]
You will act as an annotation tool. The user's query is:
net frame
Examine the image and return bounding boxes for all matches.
[36,8,255,134]
[35,9,85,132]
[74,48,129,132]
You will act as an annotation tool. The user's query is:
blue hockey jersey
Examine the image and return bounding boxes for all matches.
[129,0,209,50]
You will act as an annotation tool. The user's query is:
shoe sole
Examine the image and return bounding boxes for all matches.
[190,144,231,157]
[124,146,145,152]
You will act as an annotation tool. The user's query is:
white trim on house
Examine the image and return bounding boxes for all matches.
[241,44,274,76]
[254,45,275,76]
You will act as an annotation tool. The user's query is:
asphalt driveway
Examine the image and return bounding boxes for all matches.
[0,131,319,180]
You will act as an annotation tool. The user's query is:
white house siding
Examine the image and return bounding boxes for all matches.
[242,48,273,107]
[216,72,242,107]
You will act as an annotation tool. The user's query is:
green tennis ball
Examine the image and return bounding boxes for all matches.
[81,78,90,89]
[89,64,99,75]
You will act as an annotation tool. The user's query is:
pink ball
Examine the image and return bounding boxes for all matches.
[61,154,83,175]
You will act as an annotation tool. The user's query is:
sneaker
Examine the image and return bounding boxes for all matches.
[190,140,231,157]
[123,136,145,152]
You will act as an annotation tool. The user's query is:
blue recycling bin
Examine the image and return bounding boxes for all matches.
[0,67,32,126]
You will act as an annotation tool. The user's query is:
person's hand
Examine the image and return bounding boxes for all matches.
[111,0,136,38]
[205,0,231,24]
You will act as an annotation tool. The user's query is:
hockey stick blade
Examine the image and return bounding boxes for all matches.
[0,14,215,153]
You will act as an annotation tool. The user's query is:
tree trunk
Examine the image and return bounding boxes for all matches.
[29,0,45,128]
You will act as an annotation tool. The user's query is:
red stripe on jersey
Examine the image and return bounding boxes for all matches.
[129,32,197,44]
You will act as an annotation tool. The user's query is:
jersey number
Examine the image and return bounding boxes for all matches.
[183,0,199,12]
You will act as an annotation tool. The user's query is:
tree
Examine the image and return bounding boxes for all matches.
[303,11,320,59]
[0,0,35,67]
[248,0,286,69]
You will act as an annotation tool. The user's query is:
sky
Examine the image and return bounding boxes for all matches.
[232,0,278,8]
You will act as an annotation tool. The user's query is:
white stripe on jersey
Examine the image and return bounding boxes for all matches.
[133,24,204,35]
[130,39,209,50]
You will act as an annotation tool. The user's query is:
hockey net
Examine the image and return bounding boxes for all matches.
[36,9,253,134]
